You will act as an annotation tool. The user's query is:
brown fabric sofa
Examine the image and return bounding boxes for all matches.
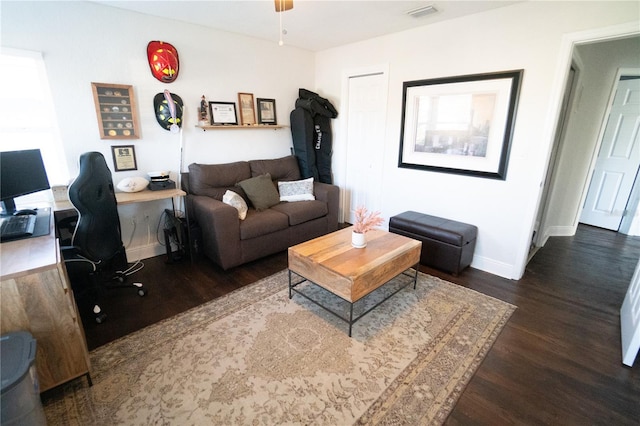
[182,155,339,270]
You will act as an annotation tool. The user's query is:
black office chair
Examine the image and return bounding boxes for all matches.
[62,151,146,323]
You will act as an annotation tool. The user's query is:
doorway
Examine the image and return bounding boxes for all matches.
[343,67,389,224]
[533,35,640,256]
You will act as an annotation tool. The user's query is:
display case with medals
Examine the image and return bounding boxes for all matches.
[91,82,141,139]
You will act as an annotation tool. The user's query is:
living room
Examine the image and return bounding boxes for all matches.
[1,1,639,424]
[1,0,636,282]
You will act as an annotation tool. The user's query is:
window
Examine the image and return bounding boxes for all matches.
[0,48,69,202]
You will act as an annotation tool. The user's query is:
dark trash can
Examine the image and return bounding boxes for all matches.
[0,331,47,425]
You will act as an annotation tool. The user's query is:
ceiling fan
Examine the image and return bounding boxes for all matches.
[274,0,293,45]
[275,0,293,12]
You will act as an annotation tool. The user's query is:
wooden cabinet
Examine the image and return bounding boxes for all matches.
[0,214,91,392]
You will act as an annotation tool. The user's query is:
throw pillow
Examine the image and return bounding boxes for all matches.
[278,177,315,202]
[237,173,280,211]
[222,190,248,220]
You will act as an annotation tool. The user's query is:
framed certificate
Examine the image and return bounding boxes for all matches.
[209,101,238,125]
[111,145,137,172]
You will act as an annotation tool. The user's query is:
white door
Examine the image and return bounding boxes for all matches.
[621,256,640,366]
[345,72,388,224]
[580,77,640,230]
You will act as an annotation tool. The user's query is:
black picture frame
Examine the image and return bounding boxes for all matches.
[209,101,238,125]
[256,98,277,125]
[111,145,137,172]
[398,70,523,180]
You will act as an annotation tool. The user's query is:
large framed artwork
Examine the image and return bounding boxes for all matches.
[398,70,523,180]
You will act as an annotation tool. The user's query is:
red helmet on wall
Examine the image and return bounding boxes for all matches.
[147,41,179,83]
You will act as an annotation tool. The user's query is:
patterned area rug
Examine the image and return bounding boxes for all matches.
[42,270,515,425]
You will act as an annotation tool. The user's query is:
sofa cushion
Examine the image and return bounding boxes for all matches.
[237,173,281,211]
[278,177,315,202]
[222,190,248,220]
[188,162,251,200]
[249,155,301,181]
[271,200,328,226]
[240,209,289,240]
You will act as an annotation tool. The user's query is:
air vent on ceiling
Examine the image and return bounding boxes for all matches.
[406,5,438,18]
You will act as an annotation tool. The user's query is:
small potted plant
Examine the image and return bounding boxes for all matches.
[352,206,384,248]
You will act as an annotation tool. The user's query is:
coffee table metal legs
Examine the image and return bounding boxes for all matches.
[288,265,419,337]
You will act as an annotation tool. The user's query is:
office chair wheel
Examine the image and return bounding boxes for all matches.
[95,313,107,324]
[133,282,146,297]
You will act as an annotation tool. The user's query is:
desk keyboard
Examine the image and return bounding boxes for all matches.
[0,215,37,240]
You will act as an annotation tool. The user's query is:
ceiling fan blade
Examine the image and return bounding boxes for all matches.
[275,0,293,12]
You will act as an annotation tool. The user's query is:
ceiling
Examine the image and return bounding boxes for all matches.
[92,1,520,51]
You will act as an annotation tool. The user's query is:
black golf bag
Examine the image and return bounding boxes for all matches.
[290,89,338,184]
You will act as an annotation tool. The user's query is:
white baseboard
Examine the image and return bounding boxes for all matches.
[470,256,520,280]
[539,225,576,246]
[125,242,167,262]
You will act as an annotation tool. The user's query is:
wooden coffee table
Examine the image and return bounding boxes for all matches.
[288,227,421,336]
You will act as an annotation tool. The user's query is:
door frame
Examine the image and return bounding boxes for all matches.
[533,62,582,249]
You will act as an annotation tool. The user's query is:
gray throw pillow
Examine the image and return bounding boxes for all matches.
[237,173,280,211]
[278,177,315,202]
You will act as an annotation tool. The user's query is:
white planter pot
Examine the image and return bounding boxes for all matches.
[351,231,366,248]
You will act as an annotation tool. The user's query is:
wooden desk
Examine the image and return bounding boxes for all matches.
[54,187,186,210]
[0,212,92,392]
[115,188,186,205]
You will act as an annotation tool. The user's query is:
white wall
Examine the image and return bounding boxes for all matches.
[1,1,314,259]
[314,1,639,279]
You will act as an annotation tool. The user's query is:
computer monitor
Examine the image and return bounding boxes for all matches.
[0,149,51,214]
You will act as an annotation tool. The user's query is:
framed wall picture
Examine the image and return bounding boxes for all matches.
[91,82,140,139]
[238,92,256,125]
[209,101,238,125]
[257,98,277,125]
[398,70,523,180]
[111,145,137,172]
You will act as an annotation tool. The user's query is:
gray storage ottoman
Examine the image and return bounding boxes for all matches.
[389,211,477,275]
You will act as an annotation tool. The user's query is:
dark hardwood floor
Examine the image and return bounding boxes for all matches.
[78,224,640,425]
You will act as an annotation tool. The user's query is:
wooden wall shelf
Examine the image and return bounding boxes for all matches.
[196,124,286,131]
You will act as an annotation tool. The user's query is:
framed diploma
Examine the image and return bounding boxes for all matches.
[111,145,137,172]
[209,101,238,125]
